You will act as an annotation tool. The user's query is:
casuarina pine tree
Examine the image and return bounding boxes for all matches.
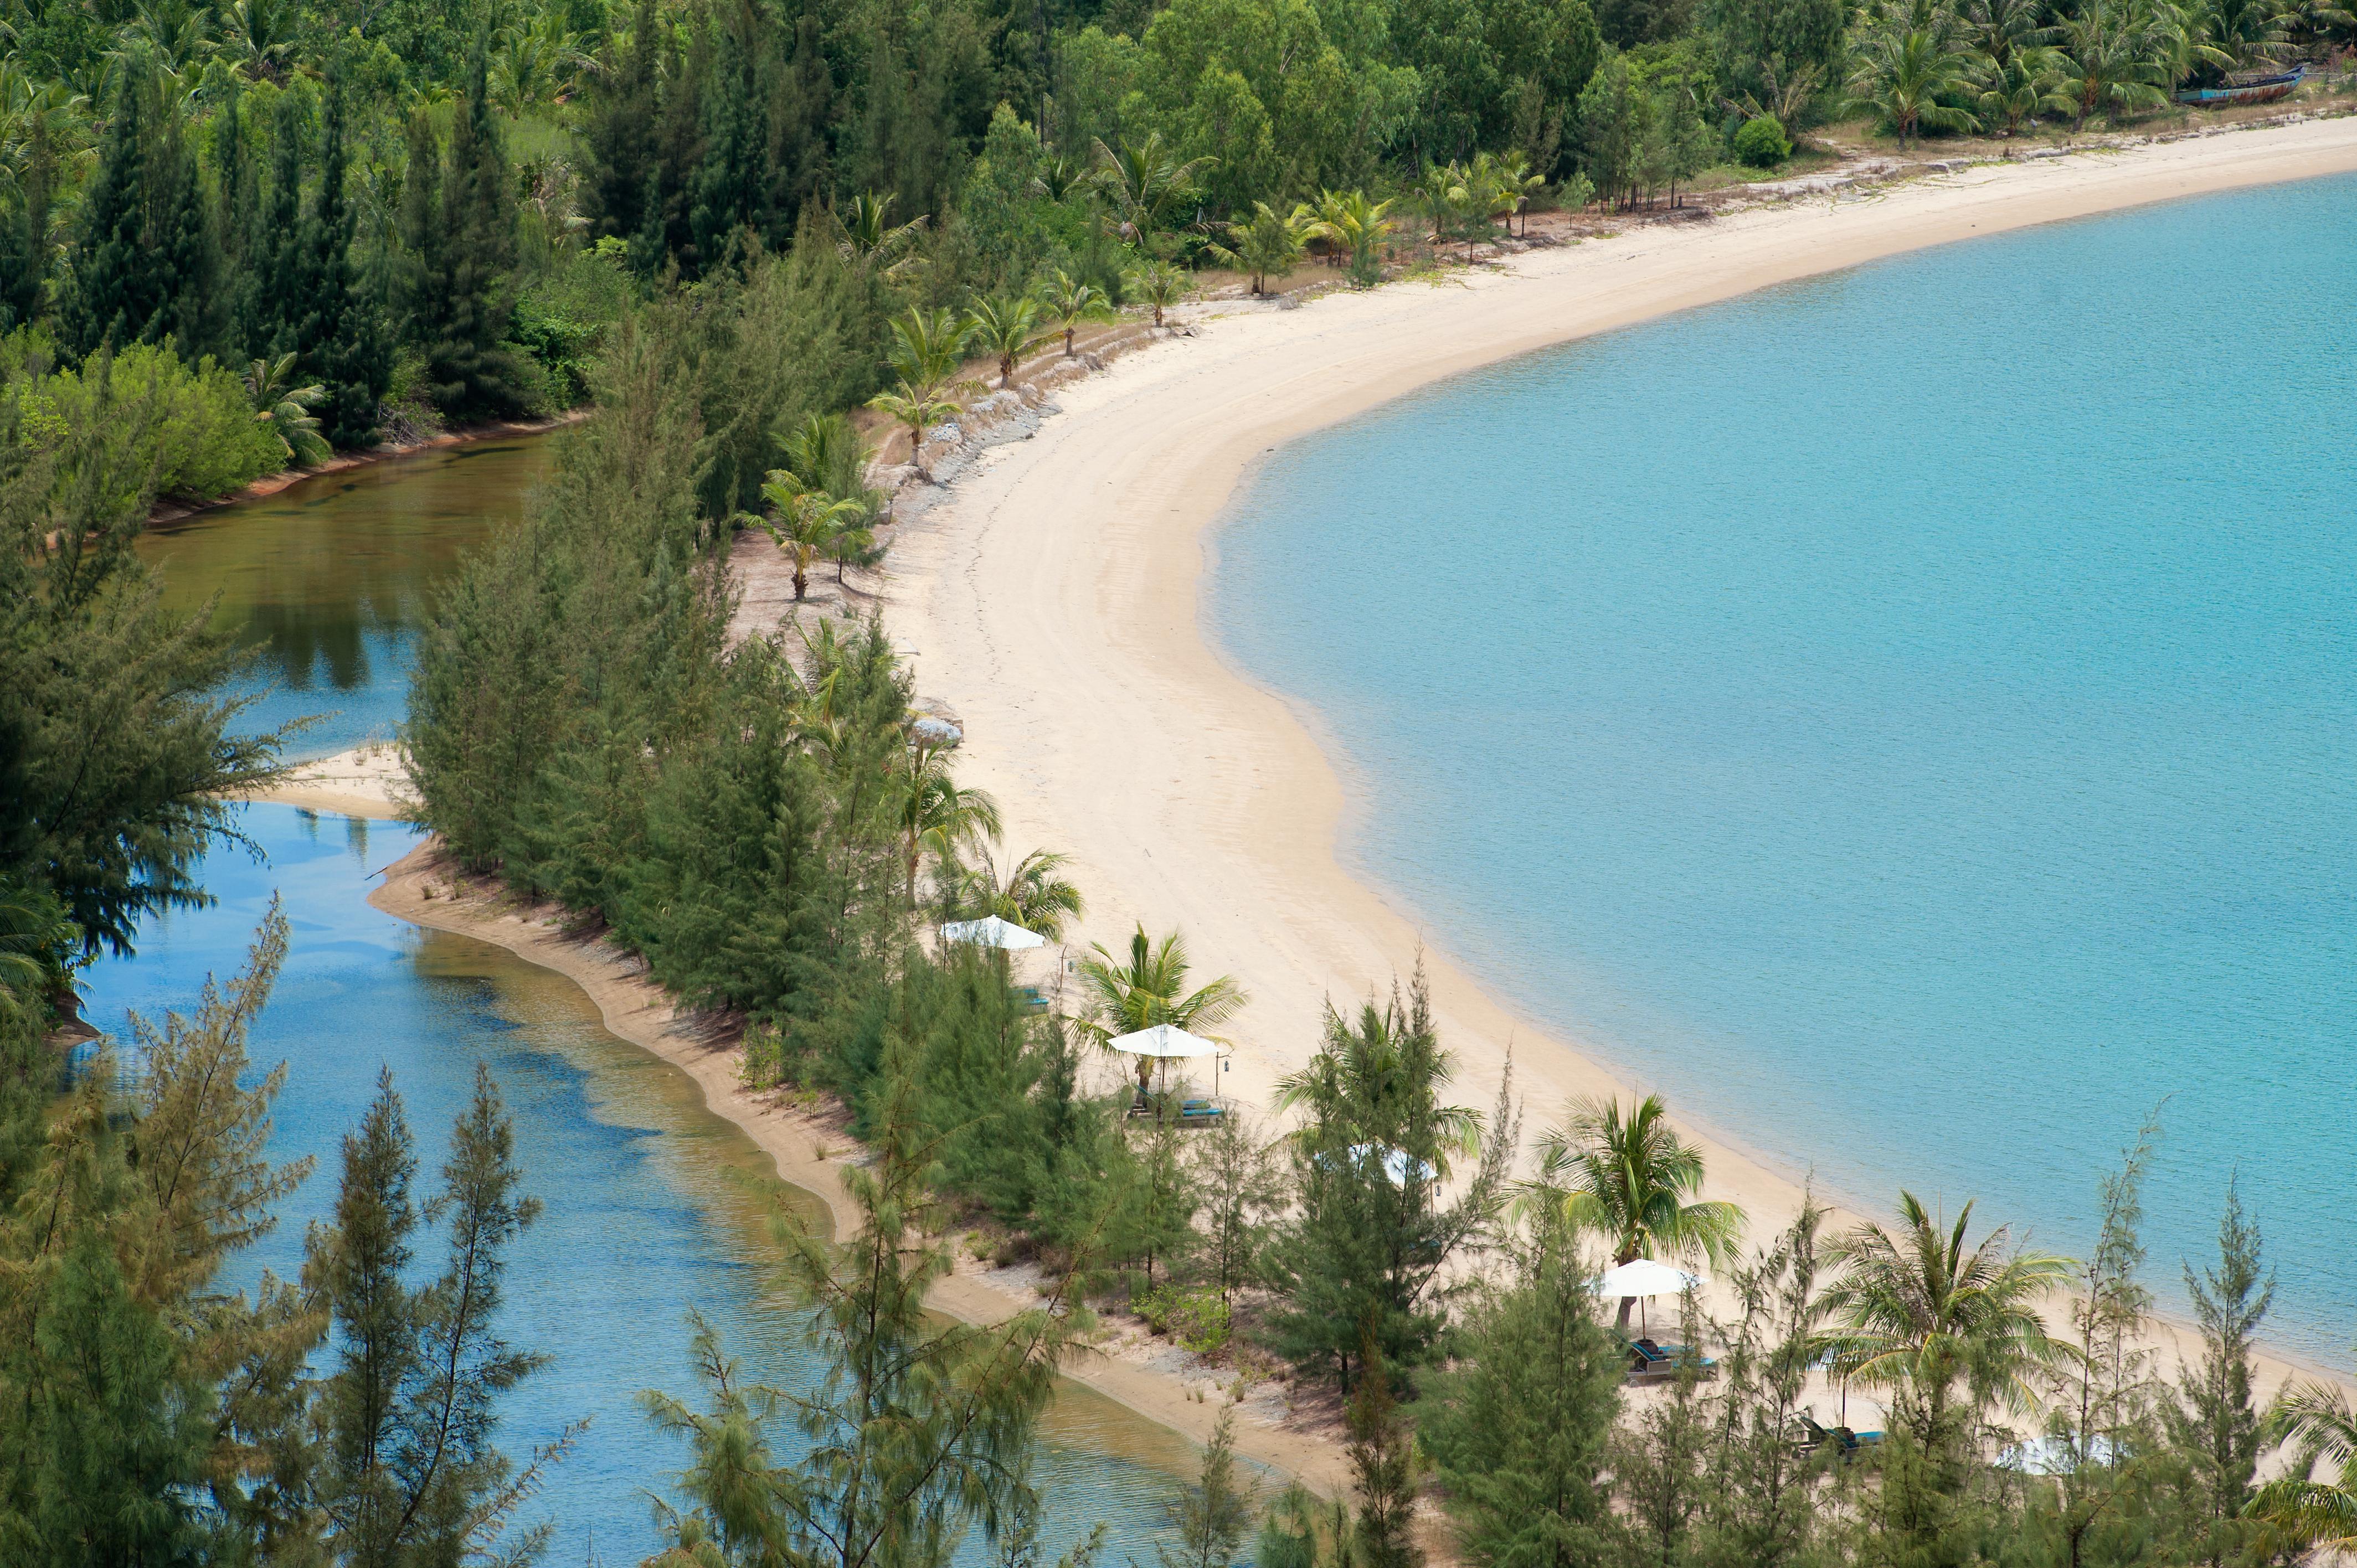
[0,120,52,331]
[299,75,390,447]
[405,37,526,415]
[242,94,305,361]
[579,0,661,244]
[61,63,221,360]
[307,1065,565,1564]
[689,11,770,264]
[61,69,156,357]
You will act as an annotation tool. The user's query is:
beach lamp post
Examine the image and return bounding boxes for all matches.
[1591,1257,1705,1338]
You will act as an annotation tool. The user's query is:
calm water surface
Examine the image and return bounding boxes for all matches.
[137,440,558,757]
[94,447,1202,1561]
[1212,173,2357,1363]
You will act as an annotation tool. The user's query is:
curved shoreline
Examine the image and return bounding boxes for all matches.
[886,117,2357,1396]
[360,839,1356,1497]
[146,413,581,529]
[231,120,2357,1473]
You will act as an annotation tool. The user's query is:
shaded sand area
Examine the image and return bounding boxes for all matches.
[236,116,2357,1479]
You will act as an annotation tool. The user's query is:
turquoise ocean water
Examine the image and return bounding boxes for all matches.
[1209,173,2357,1363]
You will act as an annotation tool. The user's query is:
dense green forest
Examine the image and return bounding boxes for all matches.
[0,0,2341,517]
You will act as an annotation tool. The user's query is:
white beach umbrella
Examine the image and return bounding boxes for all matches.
[1106,1023,1224,1060]
[939,915,1048,951]
[1999,1434,2116,1476]
[1333,1143,1436,1185]
[1105,1024,1225,1096]
[1593,1258,1705,1337]
[1592,1259,1705,1299]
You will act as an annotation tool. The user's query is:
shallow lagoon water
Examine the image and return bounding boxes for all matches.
[137,440,558,757]
[96,443,1202,1560]
[1211,173,2357,1363]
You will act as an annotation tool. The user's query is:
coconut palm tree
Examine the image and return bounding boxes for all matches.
[964,295,1049,387]
[866,384,961,482]
[1121,259,1193,327]
[1416,161,1491,255]
[1028,151,1092,203]
[1073,925,1247,1050]
[2054,0,2174,128]
[1521,1094,1747,1328]
[1092,131,1216,248]
[2249,1380,2357,1557]
[0,879,74,1030]
[839,191,927,276]
[244,354,331,467]
[2276,0,2355,53]
[895,741,1002,905]
[755,478,866,602]
[1033,269,1110,357]
[1482,151,1546,238]
[490,9,591,117]
[2189,0,2285,76]
[216,0,297,81]
[883,306,976,399]
[1977,45,2073,135]
[1814,1192,2073,1450]
[113,4,213,88]
[1848,22,1982,146]
[956,845,1085,941]
[869,309,978,479]
[1468,152,1518,239]
[770,412,881,585]
[1962,0,2056,73]
[1299,189,1393,286]
[1207,202,1311,294]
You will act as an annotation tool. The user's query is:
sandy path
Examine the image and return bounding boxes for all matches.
[883,119,2357,1391]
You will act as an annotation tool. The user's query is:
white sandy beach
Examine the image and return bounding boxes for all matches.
[240,116,2357,1462]
[883,117,2357,1390]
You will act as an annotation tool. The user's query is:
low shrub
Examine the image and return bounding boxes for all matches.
[1735,114,1793,168]
[511,250,633,410]
[1134,1285,1233,1356]
[0,331,283,502]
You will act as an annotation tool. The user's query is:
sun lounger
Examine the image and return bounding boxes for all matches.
[1177,1098,1226,1127]
[1789,1413,1882,1459]
[1012,985,1049,1014]
[1627,1337,1717,1383]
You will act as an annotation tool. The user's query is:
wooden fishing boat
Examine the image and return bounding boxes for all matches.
[2173,63,2306,106]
